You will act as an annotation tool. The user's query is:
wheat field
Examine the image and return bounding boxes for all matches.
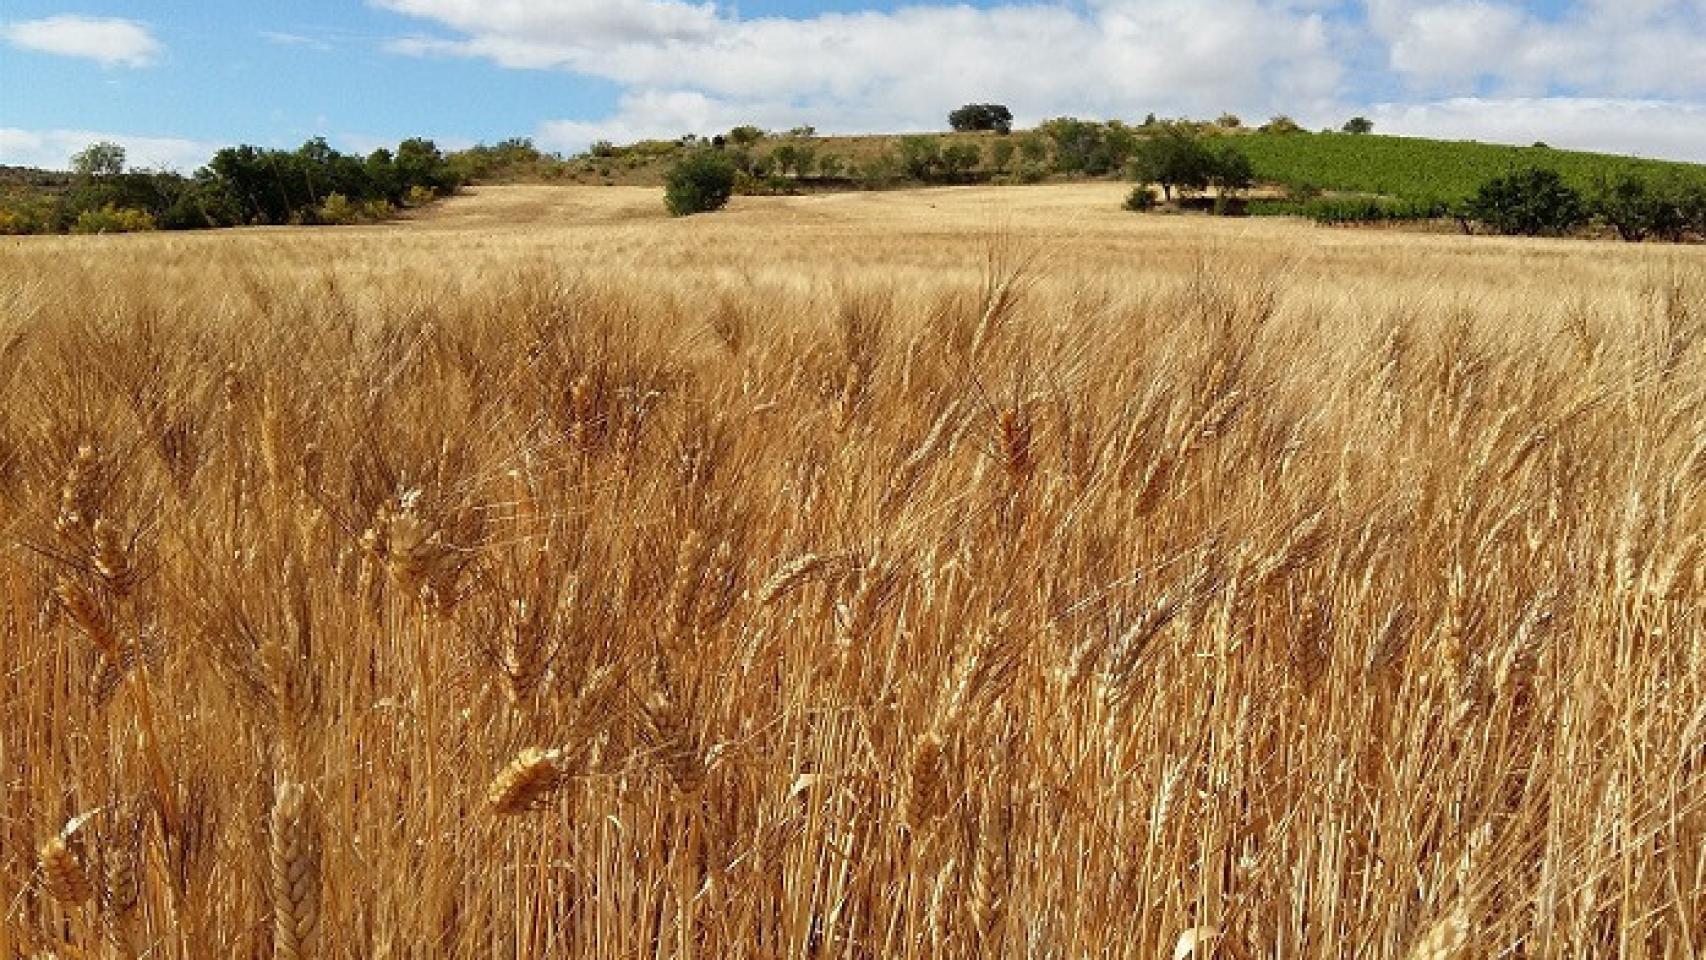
[2,183,1704,958]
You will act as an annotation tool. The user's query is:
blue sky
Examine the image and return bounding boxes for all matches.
[4,0,1706,170]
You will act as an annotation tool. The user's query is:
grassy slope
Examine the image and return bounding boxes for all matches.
[532,129,1706,202]
[1236,132,1706,200]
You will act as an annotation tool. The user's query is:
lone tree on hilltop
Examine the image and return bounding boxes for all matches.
[71,141,126,177]
[664,151,736,216]
[949,104,1014,134]
[1342,116,1375,134]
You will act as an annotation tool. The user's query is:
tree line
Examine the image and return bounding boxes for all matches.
[0,137,462,235]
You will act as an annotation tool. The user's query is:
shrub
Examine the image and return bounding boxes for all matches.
[318,193,363,224]
[858,151,901,186]
[1249,196,1451,224]
[1017,133,1050,165]
[1463,168,1588,236]
[70,204,156,234]
[1041,118,1118,175]
[1123,184,1158,212]
[770,142,817,178]
[898,136,943,181]
[1014,162,1049,184]
[1216,114,1243,129]
[940,142,983,180]
[0,194,62,234]
[1260,116,1306,135]
[726,125,766,146]
[406,185,437,207]
[664,151,737,216]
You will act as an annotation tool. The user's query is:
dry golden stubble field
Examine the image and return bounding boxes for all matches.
[1,183,1704,959]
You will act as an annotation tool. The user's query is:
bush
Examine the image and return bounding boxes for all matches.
[1249,196,1451,224]
[0,194,61,234]
[726,126,766,147]
[1041,118,1125,175]
[70,204,156,234]
[406,185,437,207]
[1463,168,1588,236]
[318,193,363,225]
[1123,185,1158,212]
[1260,116,1306,135]
[940,142,983,181]
[898,136,943,180]
[664,151,737,216]
[858,151,901,186]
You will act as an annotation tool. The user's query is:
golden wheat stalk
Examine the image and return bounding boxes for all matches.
[485,747,570,815]
[270,781,322,960]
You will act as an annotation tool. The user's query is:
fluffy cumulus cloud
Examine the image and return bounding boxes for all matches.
[374,0,1706,160]
[1364,0,1706,97]
[0,128,215,173]
[1,15,161,68]
[380,0,1345,147]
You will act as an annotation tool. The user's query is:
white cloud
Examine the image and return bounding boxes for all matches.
[372,0,1706,160]
[0,128,215,172]
[387,0,1344,151]
[1,15,161,68]
[1364,1,1706,98]
[262,31,334,52]
[375,0,719,46]
[1369,97,1706,162]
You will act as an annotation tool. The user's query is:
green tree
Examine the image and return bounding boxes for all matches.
[1041,118,1110,175]
[1596,174,1664,242]
[1017,133,1049,165]
[1207,145,1256,207]
[71,141,127,177]
[1129,128,1214,201]
[1342,116,1375,135]
[948,104,1014,134]
[1463,168,1587,236]
[769,142,817,178]
[664,151,737,216]
[1260,116,1306,135]
[726,125,766,146]
[941,142,982,180]
[898,136,943,180]
[989,138,1017,172]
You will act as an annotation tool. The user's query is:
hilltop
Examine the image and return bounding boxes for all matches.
[462,125,1706,204]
